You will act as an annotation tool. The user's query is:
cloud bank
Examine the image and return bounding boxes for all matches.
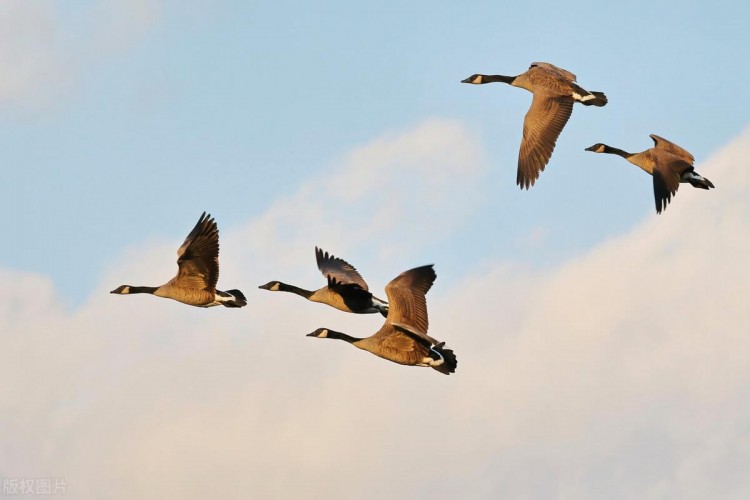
[1,123,749,499]
[0,0,162,109]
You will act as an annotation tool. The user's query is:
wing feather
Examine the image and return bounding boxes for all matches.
[652,156,691,214]
[517,96,574,189]
[173,212,219,290]
[315,247,369,290]
[650,134,694,165]
[381,330,418,352]
[379,265,436,345]
[530,62,576,81]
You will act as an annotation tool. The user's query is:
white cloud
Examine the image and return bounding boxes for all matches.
[228,118,488,285]
[424,126,750,498]
[0,0,162,108]
[87,0,163,56]
[1,124,749,499]
[0,2,68,106]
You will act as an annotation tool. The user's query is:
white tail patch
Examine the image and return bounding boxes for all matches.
[572,92,595,102]
[426,347,446,367]
[372,297,389,314]
[419,356,444,367]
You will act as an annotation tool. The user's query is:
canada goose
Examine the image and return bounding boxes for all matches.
[259,247,389,316]
[585,134,715,214]
[462,62,607,189]
[110,212,247,307]
[307,265,457,375]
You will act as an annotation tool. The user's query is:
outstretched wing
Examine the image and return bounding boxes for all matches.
[652,156,692,214]
[650,134,694,165]
[174,212,219,290]
[517,95,574,189]
[381,265,436,345]
[315,247,369,290]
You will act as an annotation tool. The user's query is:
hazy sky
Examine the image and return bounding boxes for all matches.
[2,1,750,498]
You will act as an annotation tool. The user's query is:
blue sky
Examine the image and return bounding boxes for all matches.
[3,1,750,498]
[3,0,749,304]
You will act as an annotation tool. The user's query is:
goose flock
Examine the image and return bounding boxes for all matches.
[111,62,715,375]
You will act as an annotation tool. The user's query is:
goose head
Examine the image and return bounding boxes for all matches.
[461,74,485,84]
[258,281,282,291]
[585,143,608,153]
[110,285,131,294]
[306,328,330,338]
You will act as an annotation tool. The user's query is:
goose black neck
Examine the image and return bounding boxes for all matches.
[279,283,314,299]
[603,145,633,158]
[327,330,363,344]
[482,74,516,84]
[129,286,158,294]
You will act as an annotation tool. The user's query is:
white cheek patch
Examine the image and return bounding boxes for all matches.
[318,329,328,338]
[270,283,280,291]
[472,75,482,84]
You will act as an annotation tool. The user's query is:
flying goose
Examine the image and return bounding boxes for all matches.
[585,134,714,214]
[307,264,457,375]
[259,247,388,316]
[110,212,247,307]
[462,62,607,189]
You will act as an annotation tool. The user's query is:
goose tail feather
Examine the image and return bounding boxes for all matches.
[430,342,458,375]
[218,289,247,308]
[687,172,715,190]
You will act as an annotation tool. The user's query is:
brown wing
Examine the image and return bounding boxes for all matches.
[530,62,576,82]
[380,327,419,352]
[173,212,219,290]
[315,247,369,290]
[652,155,692,214]
[517,95,574,189]
[383,265,436,341]
[650,134,694,165]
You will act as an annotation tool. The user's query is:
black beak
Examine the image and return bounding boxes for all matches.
[460,77,472,83]
[584,145,597,152]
